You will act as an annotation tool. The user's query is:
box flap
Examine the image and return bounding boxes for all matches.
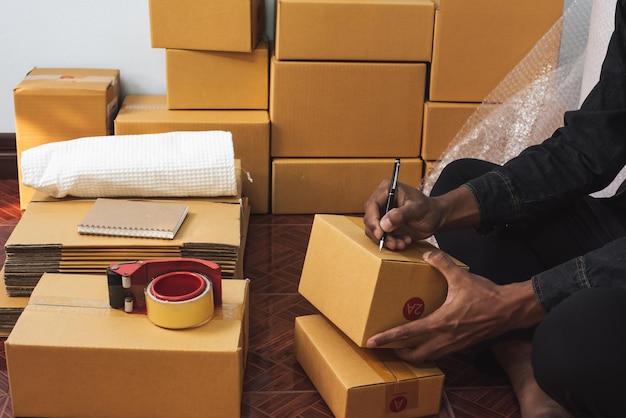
[7,199,242,248]
[15,68,119,92]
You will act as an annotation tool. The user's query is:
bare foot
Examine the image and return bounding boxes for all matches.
[491,340,573,418]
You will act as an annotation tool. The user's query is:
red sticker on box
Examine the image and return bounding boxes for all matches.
[403,297,425,320]
[389,395,409,413]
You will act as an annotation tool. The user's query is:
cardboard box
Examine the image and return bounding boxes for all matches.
[295,314,445,418]
[166,41,269,110]
[299,214,465,347]
[114,95,270,213]
[270,57,426,157]
[275,0,434,62]
[421,101,480,160]
[429,0,564,102]
[149,0,264,52]
[6,273,249,418]
[13,68,121,209]
[272,158,423,214]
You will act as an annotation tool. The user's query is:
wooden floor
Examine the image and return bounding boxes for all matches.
[0,178,521,417]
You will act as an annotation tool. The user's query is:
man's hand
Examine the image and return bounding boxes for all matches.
[366,250,546,364]
[363,182,481,251]
[363,181,444,250]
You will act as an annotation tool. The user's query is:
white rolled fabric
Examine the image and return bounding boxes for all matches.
[20,131,238,198]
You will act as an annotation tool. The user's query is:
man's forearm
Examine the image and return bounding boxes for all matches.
[432,185,482,232]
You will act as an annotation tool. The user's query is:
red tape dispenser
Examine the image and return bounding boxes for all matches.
[107,258,222,329]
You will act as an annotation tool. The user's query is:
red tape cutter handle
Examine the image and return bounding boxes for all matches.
[107,258,222,324]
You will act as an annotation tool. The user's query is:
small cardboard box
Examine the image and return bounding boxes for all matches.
[114,95,270,213]
[299,214,464,347]
[166,40,269,110]
[149,0,264,52]
[13,67,121,209]
[270,57,426,157]
[275,0,434,62]
[271,158,423,214]
[6,273,249,418]
[294,314,445,418]
[429,0,563,102]
[421,101,480,161]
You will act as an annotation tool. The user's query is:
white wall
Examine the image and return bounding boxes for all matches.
[0,0,276,133]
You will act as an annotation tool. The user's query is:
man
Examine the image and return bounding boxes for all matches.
[363,1,626,417]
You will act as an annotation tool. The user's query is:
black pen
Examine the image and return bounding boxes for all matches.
[379,158,401,251]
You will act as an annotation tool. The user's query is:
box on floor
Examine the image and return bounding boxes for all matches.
[114,95,270,214]
[271,158,423,214]
[295,314,445,418]
[149,0,264,52]
[275,0,434,62]
[429,0,564,102]
[13,67,121,209]
[166,40,269,110]
[270,57,426,157]
[6,273,249,418]
[299,214,467,347]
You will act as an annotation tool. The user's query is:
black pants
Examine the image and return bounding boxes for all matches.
[431,159,626,418]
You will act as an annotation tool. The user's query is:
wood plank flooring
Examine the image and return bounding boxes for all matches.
[0,179,521,417]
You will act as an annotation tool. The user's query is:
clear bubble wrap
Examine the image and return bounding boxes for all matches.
[423,0,620,198]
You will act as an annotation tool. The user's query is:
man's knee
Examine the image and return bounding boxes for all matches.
[532,287,626,416]
[431,159,496,197]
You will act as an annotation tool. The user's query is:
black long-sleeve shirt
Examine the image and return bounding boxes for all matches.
[465,0,626,311]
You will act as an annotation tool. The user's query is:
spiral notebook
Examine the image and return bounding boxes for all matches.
[78,198,189,239]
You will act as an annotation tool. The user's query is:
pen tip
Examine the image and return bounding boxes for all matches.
[379,240,384,251]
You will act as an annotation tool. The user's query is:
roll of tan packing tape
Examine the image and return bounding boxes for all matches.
[145,271,214,329]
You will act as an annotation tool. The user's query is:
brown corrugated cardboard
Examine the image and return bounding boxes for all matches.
[166,41,269,110]
[275,0,434,62]
[270,57,426,157]
[299,214,466,347]
[4,198,247,296]
[421,101,480,160]
[13,68,121,209]
[149,0,264,52]
[294,314,445,418]
[6,273,249,418]
[429,0,564,102]
[272,158,423,214]
[114,95,270,213]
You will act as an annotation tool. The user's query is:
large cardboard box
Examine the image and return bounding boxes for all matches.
[6,273,249,418]
[299,214,465,347]
[13,68,121,209]
[149,0,264,52]
[272,158,423,214]
[275,0,434,62]
[295,314,445,418]
[421,101,480,161]
[270,57,426,157]
[429,0,564,102]
[166,41,269,110]
[114,95,270,213]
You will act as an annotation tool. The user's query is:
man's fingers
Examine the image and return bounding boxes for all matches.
[366,316,436,348]
[423,250,460,276]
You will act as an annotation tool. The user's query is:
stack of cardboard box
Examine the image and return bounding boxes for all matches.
[421,0,564,167]
[114,0,271,214]
[294,214,467,417]
[270,0,435,214]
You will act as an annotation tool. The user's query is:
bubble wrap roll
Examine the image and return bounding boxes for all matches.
[20,131,238,198]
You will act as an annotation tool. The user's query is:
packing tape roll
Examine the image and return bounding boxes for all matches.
[145,271,214,329]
